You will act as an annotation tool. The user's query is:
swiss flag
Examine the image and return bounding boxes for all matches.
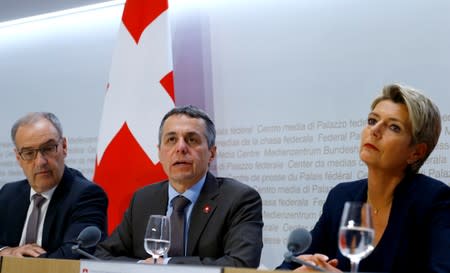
[93,0,175,234]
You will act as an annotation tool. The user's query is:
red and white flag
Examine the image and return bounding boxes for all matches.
[94,0,175,234]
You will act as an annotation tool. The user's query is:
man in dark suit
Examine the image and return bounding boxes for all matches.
[0,112,108,259]
[95,105,263,268]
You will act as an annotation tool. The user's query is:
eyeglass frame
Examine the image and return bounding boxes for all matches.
[17,138,63,161]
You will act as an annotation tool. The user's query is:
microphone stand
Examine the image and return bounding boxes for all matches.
[72,245,101,261]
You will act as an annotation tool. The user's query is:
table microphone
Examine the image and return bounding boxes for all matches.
[284,228,326,272]
[71,226,102,260]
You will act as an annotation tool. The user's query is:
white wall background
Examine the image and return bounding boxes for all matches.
[1,0,450,268]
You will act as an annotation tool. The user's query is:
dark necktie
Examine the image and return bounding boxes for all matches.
[25,194,47,244]
[168,195,191,257]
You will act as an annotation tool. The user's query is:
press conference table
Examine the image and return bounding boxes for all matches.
[0,257,79,273]
[0,256,280,273]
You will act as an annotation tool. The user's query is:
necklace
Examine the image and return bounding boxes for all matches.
[367,194,392,216]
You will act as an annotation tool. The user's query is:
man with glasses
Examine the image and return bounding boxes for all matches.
[0,112,108,259]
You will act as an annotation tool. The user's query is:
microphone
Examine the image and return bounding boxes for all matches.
[284,228,326,272]
[71,226,102,260]
[287,227,312,255]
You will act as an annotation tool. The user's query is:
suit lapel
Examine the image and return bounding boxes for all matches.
[372,176,413,270]
[148,182,169,216]
[186,173,219,255]
[41,167,71,246]
[9,182,31,244]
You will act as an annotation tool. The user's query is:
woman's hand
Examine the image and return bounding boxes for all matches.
[293,253,341,272]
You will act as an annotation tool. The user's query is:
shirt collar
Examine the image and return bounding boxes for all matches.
[29,185,57,202]
[168,174,207,206]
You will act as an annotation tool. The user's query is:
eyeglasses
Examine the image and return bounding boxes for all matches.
[18,140,62,161]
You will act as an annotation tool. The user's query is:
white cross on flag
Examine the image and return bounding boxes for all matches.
[94,0,175,233]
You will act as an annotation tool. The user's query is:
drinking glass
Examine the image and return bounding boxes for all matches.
[338,202,374,272]
[144,215,171,263]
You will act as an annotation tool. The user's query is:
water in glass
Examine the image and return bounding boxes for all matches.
[144,215,171,263]
[338,202,374,272]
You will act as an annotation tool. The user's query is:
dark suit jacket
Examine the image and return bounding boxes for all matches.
[95,172,263,267]
[277,173,450,273]
[0,167,108,259]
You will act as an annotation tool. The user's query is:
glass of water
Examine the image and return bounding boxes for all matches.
[144,215,171,263]
[338,202,374,272]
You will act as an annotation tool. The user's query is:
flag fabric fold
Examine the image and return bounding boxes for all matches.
[94,0,175,234]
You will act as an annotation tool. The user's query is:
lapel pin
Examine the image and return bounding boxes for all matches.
[203,205,211,214]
